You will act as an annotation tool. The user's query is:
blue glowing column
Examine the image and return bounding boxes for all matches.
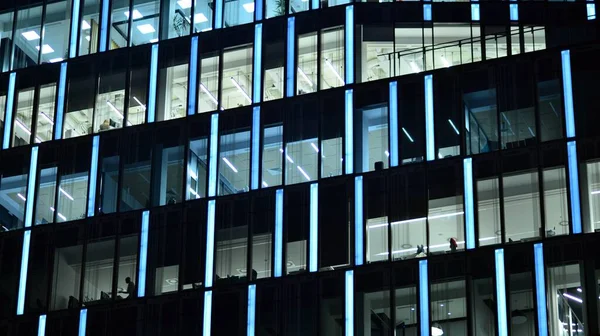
[205,200,216,287]
[55,63,67,140]
[16,230,31,315]
[567,141,582,234]
[99,0,109,52]
[423,4,432,21]
[188,36,199,116]
[561,50,575,138]
[247,284,256,336]
[274,189,283,277]
[510,3,519,21]
[147,44,159,123]
[251,107,260,190]
[495,249,508,336]
[471,4,480,21]
[38,315,47,336]
[354,176,363,266]
[69,0,81,58]
[255,0,263,21]
[345,6,354,85]
[534,243,548,336]
[309,183,318,272]
[424,74,435,161]
[78,309,87,336]
[25,146,39,228]
[87,136,100,217]
[138,211,149,297]
[463,158,475,249]
[345,270,354,336]
[345,89,353,174]
[215,0,223,29]
[419,260,430,336]
[253,24,262,104]
[2,72,16,149]
[389,82,399,167]
[588,3,596,19]
[208,114,219,197]
[286,17,295,98]
[203,291,213,336]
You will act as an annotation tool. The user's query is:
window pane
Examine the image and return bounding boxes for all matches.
[583,160,600,233]
[12,88,35,147]
[285,99,318,185]
[64,62,95,139]
[358,25,393,83]
[35,167,58,225]
[79,0,101,56]
[35,84,57,143]
[193,0,213,32]
[151,125,184,206]
[148,210,181,295]
[474,155,502,246]
[365,175,388,263]
[198,53,220,113]
[267,0,285,18]
[543,167,569,237]
[0,151,29,231]
[356,269,391,335]
[507,247,536,336]
[503,162,541,242]
[13,6,43,70]
[42,1,71,64]
[428,163,464,254]
[57,143,91,222]
[157,43,189,121]
[82,222,116,303]
[321,93,343,178]
[131,0,159,46]
[127,48,150,126]
[464,67,498,155]
[285,185,309,275]
[547,263,586,335]
[182,204,206,290]
[224,0,254,28]
[0,12,14,71]
[94,57,127,133]
[120,130,153,211]
[110,0,130,50]
[263,22,284,102]
[215,198,249,285]
[431,278,467,334]
[25,229,53,314]
[166,0,191,39]
[319,180,349,270]
[394,264,418,334]
[187,118,209,200]
[355,104,389,173]
[99,135,120,214]
[218,111,251,195]
[222,46,253,109]
[470,251,497,335]
[261,104,283,188]
[297,33,317,95]
[251,192,274,279]
[320,27,344,90]
[398,79,425,164]
[395,25,423,76]
[115,218,139,299]
[51,226,84,310]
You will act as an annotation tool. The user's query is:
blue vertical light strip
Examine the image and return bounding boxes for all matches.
[55,63,67,140]
[215,0,223,29]
[2,72,16,149]
[389,82,399,167]
[25,146,39,228]
[274,189,283,277]
[99,0,109,52]
[78,309,87,336]
[137,210,149,297]
[188,36,199,116]
[354,176,363,266]
[345,89,353,174]
[286,17,295,98]
[587,3,596,19]
[205,200,216,287]
[69,0,81,58]
[471,4,480,21]
[534,243,548,336]
[495,249,508,336]
[251,107,260,190]
[345,5,354,84]
[203,291,213,336]
[424,74,435,161]
[247,284,256,336]
[208,114,219,197]
[16,230,31,315]
[87,136,99,217]
[255,0,263,21]
[253,24,262,104]
[419,260,429,336]
[423,4,432,21]
[38,315,47,336]
[345,270,354,336]
[509,4,519,21]
[311,0,318,11]
[561,50,576,138]
[148,44,159,123]
[309,183,318,273]
[463,158,475,249]
[567,141,582,234]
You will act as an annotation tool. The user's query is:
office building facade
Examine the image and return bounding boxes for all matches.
[0,0,599,334]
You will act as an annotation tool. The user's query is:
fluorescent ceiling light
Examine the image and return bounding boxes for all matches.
[200,83,219,107]
[297,166,311,181]
[59,187,74,201]
[448,119,460,135]
[324,58,345,85]
[262,181,269,187]
[230,77,252,103]
[40,111,54,125]
[81,20,91,30]
[563,293,582,303]
[137,24,156,34]
[310,143,319,153]
[85,35,90,41]
[49,58,63,63]
[17,193,26,201]
[409,61,420,73]
[222,157,238,173]
[22,30,40,41]
[124,9,143,19]
[149,38,158,43]
[35,44,55,54]
[577,288,582,292]
[385,150,390,157]
[195,13,208,23]
[297,67,313,87]
[106,100,124,120]
[280,149,294,164]
[15,119,31,135]
[177,0,192,8]
[133,96,146,110]
[591,190,600,195]
[57,212,67,221]
[201,27,212,32]
[440,55,451,68]
[189,170,198,180]
[402,127,415,143]
[243,2,255,12]
[189,187,200,199]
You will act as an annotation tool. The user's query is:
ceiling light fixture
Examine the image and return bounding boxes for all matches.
[149,38,159,43]
[189,187,200,199]
[59,187,74,201]
[49,58,63,63]
[402,127,415,143]
[324,58,345,85]
[448,119,460,135]
[297,67,314,87]
[262,181,269,187]
[243,2,255,12]
[137,24,156,34]
[280,149,294,164]
[440,55,451,68]
[17,193,26,201]
[297,166,311,181]
[195,13,209,23]
[85,35,91,41]
[432,323,444,336]
[409,61,421,73]
[222,157,238,173]
[177,0,192,8]
[124,9,143,19]
[133,96,146,111]
[22,30,40,41]
[106,100,125,120]
[230,77,252,103]
[200,83,220,108]
[36,44,55,54]
[39,111,54,125]
[310,143,319,153]
[81,20,91,30]
[563,293,583,303]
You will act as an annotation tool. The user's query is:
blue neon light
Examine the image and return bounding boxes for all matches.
[471,4,480,21]
[534,243,548,336]
[253,24,262,104]
[588,3,596,20]
[345,6,354,84]
[423,4,432,21]
[206,200,216,287]
[274,189,283,277]
[148,44,158,123]
[87,136,99,217]
[203,291,213,336]
[25,146,39,228]
[424,74,435,161]
[215,0,223,29]
[309,183,318,272]
[419,260,429,336]
[495,249,507,336]
[55,63,67,140]
[286,17,295,98]
[567,141,582,234]
[251,107,260,190]
[247,284,256,336]
[189,37,198,116]
[311,0,318,11]
[345,89,353,174]
[464,158,475,249]
[16,230,31,315]
[354,176,363,266]
[389,82,398,167]
[561,50,575,138]
[3,72,16,149]
[38,315,46,336]
[345,270,354,336]
[138,210,149,297]
[78,309,87,336]
[99,0,109,52]
[69,0,81,58]
[208,114,219,197]
[255,0,263,21]
[509,4,519,21]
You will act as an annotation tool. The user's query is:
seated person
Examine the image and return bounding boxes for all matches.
[118,277,136,298]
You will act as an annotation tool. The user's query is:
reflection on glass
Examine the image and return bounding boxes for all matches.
[64,71,95,139]
[35,167,58,225]
[167,0,192,39]
[0,12,14,71]
[263,38,284,102]
[51,240,83,310]
[154,144,184,206]
[94,70,126,132]
[395,286,418,334]
[193,0,213,32]
[224,0,254,27]
[100,154,119,214]
[285,135,318,185]
[35,85,57,143]
[12,89,35,147]
[222,46,253,109]
[503,171,541,242]
[266,0,285,18]
[320,27,344,90]
[297,33,317,95]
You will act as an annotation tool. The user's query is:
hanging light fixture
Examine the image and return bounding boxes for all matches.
[432,323,444,336]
